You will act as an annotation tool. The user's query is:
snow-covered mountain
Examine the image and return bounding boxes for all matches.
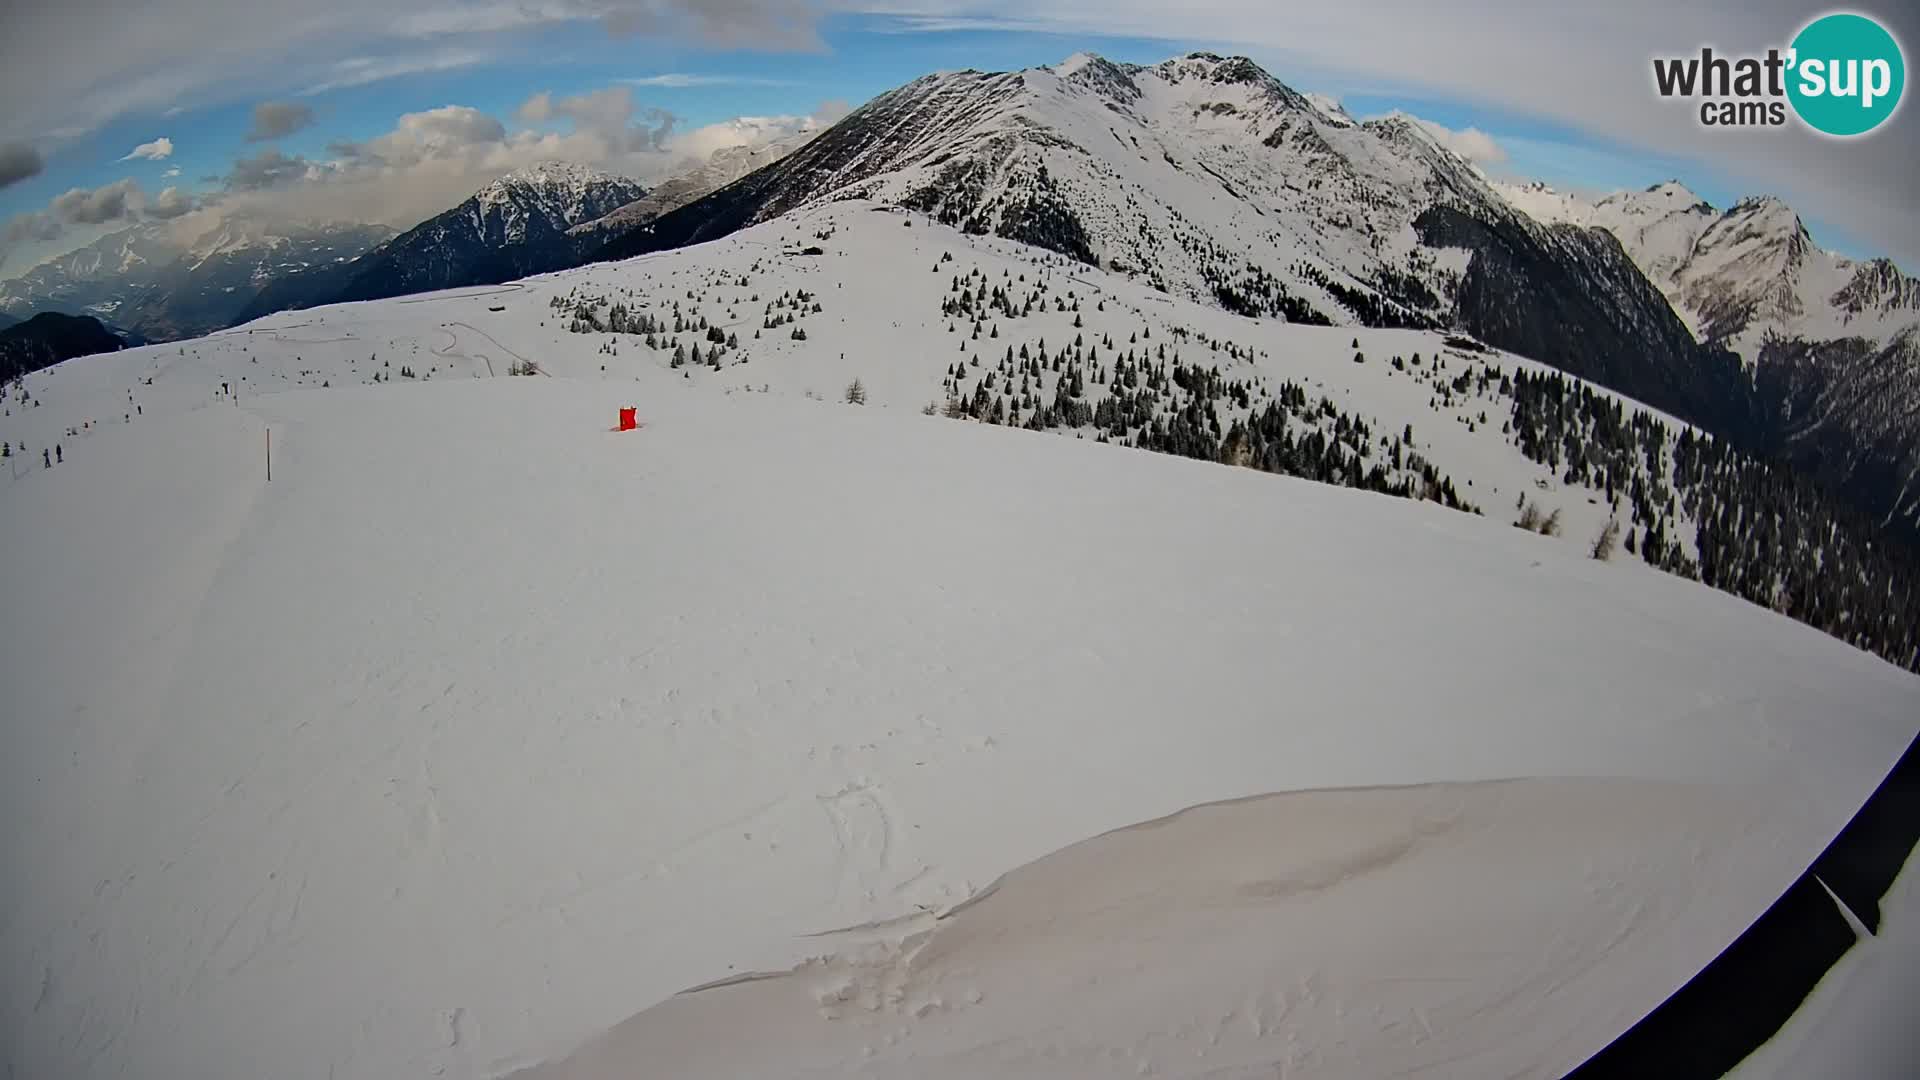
[120,220,395,341]
[326,161,646,305]
[588,50,1919,536]
[604,53,1505,322]
[0,222,186,323]
[595,53,1753,456]
[3,164,639,339]
[1497,179,1920,534]
[3,198,1916,1080]
[569,132,817,242]
[1498,179,1920,353]
[0,218,393,342]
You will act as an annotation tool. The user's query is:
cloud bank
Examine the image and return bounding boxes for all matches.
[0,0,826,145]
[173,87,830,234]
[247,102,317,142]
[0,175,205,266]
[0,143,42,189]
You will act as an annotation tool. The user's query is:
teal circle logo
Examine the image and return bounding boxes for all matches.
[1787,13,1905,136]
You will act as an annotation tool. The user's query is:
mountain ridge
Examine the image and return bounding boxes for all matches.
[0,310,126,384]
[568,133,817,241]
[1491,177,1920,535]
[0,218,393,341]
[326,161,648,306]
[584,51,1916,537]
[589,52,1758,463]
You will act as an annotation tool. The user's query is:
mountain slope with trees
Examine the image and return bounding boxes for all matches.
[0,311,125,384]
[589,52,1914,542]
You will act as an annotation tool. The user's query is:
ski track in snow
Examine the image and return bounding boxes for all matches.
[0,203,1916,1080]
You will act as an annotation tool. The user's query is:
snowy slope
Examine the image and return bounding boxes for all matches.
[12,202,1721,564]
[3,204,1918,1080]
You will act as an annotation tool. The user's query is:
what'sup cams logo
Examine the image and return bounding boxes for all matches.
[1652,11,1905,135]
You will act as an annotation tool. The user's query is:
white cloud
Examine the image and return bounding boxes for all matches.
[515,91,554,125]
[668,106,825,159]
[1405,118,1506,165]
[515,86,674,153]
[619,73,798,88]
[146,186,196,219]
[298,48,494,96]
[162,166,182,178]
[868,14,1036,34]
[334,104,509,169]
[0,2,825,149]
[120,136,175,161]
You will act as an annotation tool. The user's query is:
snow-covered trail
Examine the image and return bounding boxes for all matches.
[2,374,1915,1080]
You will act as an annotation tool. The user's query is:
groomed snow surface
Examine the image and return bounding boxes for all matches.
[4,209,1919,1079]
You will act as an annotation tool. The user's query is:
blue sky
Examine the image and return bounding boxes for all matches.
[0,9,1905,271]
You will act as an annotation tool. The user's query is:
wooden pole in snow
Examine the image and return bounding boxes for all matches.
[266,427,272,483]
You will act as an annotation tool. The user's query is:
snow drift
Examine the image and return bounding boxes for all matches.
[512,778,1799,1080]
